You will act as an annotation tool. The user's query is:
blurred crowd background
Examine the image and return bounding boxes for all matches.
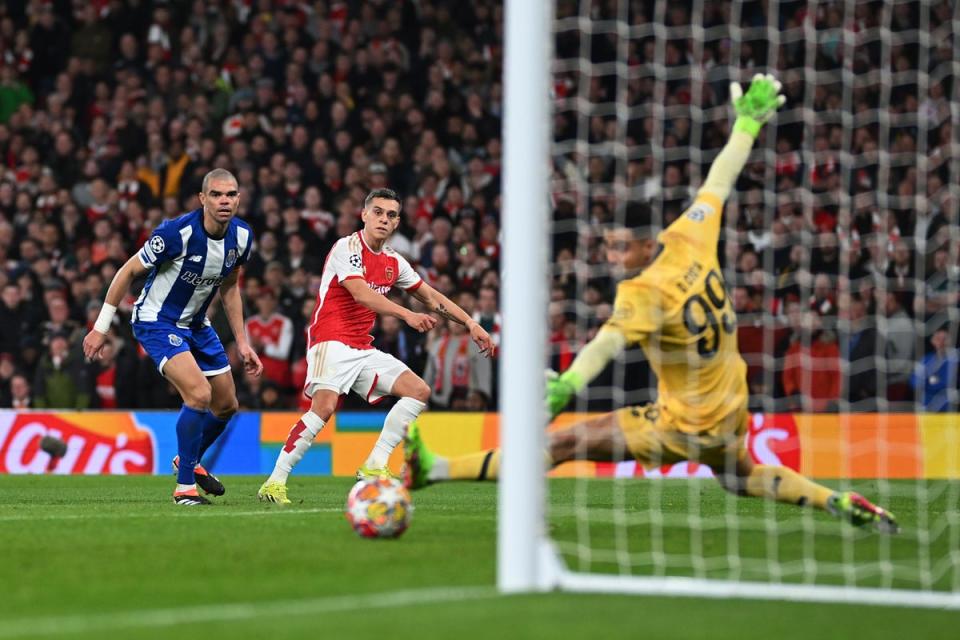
[0,0,956,414]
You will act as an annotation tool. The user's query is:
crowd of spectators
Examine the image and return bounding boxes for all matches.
[0,0,956,414]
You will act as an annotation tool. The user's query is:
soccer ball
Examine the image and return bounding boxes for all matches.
[344,477,413,539]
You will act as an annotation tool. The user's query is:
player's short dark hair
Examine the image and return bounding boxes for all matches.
[202,168,238,193]
[610,202,657,238]
[364,188,401,211]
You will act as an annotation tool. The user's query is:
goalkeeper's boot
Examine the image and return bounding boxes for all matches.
[172,456,225,496]
[173,488,211,506]
[257,481,291,505]
[402,421,435,490]
[355,464,400,482]
[828,492,900,534]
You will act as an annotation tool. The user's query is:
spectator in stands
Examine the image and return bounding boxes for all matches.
[781,311,841,412]
[842,295,879,409]
[910,327,959,412]
[8,373,31,410]
[422,319,493,410]
[0,281,28,356]
[245,287,294,391]
[880,291,916,404]
[32,333,91,409]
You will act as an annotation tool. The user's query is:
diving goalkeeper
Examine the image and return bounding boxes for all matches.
[404,74,898,534]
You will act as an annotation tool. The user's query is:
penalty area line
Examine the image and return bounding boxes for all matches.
[0,586,499,639]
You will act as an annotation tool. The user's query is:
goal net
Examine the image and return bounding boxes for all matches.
[500,0,960,608]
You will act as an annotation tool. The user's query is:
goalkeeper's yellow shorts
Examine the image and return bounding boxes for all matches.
[615,402,750,472]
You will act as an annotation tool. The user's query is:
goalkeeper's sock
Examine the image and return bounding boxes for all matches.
[267,412,325,485]
[448,449,500,481]
[744,464,833,509]
[366,397,426,469]
[174,405,206,485]
[197,412,230,461]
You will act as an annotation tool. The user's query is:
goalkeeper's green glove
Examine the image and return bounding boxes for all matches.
[730,73,786,138]
[545,369,584,420]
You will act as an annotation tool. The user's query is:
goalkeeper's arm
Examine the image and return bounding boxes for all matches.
[546,328,626,418]
[699,73,785,203]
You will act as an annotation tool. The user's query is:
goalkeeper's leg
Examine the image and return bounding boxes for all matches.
[404,413,630,488]
[714,453,899,533]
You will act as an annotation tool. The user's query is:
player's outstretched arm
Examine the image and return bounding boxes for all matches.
[219,269,263,377]
[341,277,437,333]
[82,254,149,360]
[546,328,627,418]
[699,73,785,203]
[411,284,495,356]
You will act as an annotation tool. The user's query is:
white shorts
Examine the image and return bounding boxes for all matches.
[304,341,410,405]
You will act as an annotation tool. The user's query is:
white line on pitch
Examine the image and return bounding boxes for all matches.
[0,586,499,638]
[0,507,342,523]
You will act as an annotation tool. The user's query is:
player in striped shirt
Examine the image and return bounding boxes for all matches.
[83,168,263,505]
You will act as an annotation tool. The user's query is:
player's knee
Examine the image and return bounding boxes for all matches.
[212,396,239,420]
[713,467,748,496]
[183,383,213,410]
[408,379,431,404]
[549,430,579,463]
[311,396,338,421]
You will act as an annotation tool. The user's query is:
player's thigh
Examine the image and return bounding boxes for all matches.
[188,325,231,378]
[615,404,688,468]
[351,350,418,404]
[703,405,752,488]
[303,341,365,398]
[207,370,238,416]
[549,412,633,463]
[162,351,211,407]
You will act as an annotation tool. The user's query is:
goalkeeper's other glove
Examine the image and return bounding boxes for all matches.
[730,73,786,138]
[545,369,584,420]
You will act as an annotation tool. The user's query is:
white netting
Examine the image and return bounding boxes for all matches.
[546,0,960,603]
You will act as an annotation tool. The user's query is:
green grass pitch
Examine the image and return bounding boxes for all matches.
[0,476,955,639]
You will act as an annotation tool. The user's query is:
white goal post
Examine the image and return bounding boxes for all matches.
[498,0,960,609]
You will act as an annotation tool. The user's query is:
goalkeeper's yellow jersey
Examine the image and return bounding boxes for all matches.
[603,190,748,433]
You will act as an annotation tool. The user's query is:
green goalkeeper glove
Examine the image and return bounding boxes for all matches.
[545,369,584,420]
[730,73,786,138]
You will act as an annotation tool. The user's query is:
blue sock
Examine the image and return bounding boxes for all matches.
[175,405,207,485]
[197,412,230,463]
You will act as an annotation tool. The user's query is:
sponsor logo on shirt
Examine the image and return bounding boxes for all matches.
[179,271,224,287]
[685,203,712,222]
[187,254,203,263]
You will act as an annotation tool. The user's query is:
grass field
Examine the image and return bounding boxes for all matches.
[0,476,956,640]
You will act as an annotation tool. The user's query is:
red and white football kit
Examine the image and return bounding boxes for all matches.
[245,311,294,387]
[304,231,423,403]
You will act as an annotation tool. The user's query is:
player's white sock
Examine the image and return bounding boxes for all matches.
[175,483,197,494]
[366,397,426,469]
[267,411,326,484]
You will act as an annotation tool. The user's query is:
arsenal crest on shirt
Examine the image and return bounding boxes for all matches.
[385,266,394,282]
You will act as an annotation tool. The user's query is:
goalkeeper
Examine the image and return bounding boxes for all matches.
[404,74,898,534]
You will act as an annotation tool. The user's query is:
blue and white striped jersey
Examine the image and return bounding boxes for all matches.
[133,209,254,329]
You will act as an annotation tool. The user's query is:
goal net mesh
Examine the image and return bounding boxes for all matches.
[546,0,960,599]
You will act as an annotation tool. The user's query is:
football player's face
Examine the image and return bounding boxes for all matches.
[200,178,240,224]
[362,197,401,239]
[603,228,653,275]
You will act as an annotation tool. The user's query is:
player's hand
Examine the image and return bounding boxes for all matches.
[545,369,582,420]
[82,330,107,361]
[405,311,437,333]
[729,73,786,138]
[468,321,495,357]
[237,342,264,377]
